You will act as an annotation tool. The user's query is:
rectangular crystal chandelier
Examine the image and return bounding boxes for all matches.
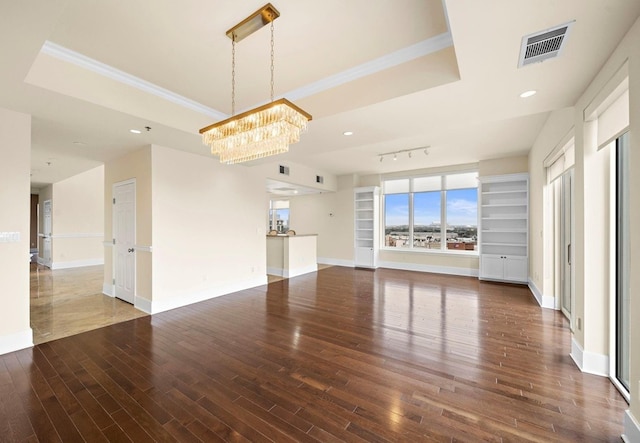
[199,4,312,165]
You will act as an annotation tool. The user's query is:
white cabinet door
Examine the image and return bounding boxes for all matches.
[503,256,527,283]
[480,255,504,280]
[355,247,374,268]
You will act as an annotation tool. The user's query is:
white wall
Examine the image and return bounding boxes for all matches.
[0,107,32,354]
[50,165,104,269]
[149,145,267,313]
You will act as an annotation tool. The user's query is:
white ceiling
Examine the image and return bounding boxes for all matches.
[1,0,639,187]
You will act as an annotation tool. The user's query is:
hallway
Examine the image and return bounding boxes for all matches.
[30,264,147,344]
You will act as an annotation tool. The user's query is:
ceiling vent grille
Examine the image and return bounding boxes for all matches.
[518,21,574,67]
[279,165,290,176]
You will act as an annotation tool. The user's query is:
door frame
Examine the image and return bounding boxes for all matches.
[112,179,136,305]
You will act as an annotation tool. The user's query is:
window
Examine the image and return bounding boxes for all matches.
[268,200,289,233]
[383,171,478,252]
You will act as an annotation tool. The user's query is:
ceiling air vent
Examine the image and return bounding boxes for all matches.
[316,175,324,184]
[518,21,574,68]
[279,165,290,176]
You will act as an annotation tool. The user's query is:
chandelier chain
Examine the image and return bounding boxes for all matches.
[270,20,275,102]
[231,36,236,116]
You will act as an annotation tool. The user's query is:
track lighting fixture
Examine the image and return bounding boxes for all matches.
[377,146,430,163]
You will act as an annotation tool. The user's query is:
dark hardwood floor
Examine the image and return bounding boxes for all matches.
[0,266,626,442]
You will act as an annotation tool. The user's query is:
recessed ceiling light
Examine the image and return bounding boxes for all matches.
[130,129,142,134]
[519,90,537,98]
[343,131,354,136]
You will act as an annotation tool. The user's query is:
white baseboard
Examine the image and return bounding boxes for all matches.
[378,260,479,278]
[135,296,152,314]
[528,279,556,309]
[570,336,608,377]
[622,410,640,443]
[317,257,354,267]
[149,276,268,314]
[51,258,104,270]
[267,266,284,277]
[284,264,318,278]
[102,283,114,297]
[0,328,33,356]
[37,256,51,268]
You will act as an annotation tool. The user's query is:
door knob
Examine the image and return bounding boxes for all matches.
[128,248,134,253]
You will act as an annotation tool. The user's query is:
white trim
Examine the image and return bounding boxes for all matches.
[285,33,453,102]
[570,336,608,376]
[102,283,114,297]
[378,260,479,278]
[37,256,52,268]
[317,257,355,267]
[267,266,284,277]
[103,241,113,247]
[135,296,152,314]
[134,245,152,252]
[41,41,227,120]
[40,33,453,121]
[148,276,268,314]
[51,258,104,270]
[622,410,640,443]
[50,232,103,239]
[284,264,318,279]
[0,328,33,356]
[528,279,556,309]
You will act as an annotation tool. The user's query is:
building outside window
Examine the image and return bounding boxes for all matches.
[268,200,289,233]
[383,171,478,251]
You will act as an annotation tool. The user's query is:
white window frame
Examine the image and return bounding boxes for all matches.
[381,171,479,255]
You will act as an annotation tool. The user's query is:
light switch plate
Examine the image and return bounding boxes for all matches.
[0,232,20,243]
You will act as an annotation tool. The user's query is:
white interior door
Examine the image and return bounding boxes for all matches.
[113,181,136,304]
[42,200,52,265]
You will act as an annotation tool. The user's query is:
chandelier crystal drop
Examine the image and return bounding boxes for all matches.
[199,3,311,165]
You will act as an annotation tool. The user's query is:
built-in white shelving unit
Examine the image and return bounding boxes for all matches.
[479,173,529,283]
[354,186,379,268]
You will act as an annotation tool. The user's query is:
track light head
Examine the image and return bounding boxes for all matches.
[379,156,383,162]
[393,153,397,160]
[424,148,429,156]
[408,151,412,158]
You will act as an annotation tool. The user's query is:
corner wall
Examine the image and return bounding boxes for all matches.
[528,15,640,438]
[103,147,153,303]
[149,145,267,313]
[0,107,32,354]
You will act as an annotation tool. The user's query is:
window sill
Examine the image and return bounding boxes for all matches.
[380,247,479,257]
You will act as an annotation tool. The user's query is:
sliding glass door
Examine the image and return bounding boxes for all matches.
[615,132,630,392]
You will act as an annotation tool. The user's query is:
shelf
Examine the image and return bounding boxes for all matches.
[482,215,527,220]
[482,190,527,195]
[482,203,527,207]
[482,229,526,233]
[482,242,527,247]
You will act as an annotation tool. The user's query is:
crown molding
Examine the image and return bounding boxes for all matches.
[41,32,452,120]
[284,32,453,101]
[41,41,227,120]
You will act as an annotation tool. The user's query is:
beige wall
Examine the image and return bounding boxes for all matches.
[104,146,153,302]
[50,165,104,267]
[478,155,528,177]
[528,15,640,429]
[288,175,354,264]
[0,107,32,353]
[150,145,267,312]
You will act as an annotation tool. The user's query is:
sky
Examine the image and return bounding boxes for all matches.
[385,188,478,226]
